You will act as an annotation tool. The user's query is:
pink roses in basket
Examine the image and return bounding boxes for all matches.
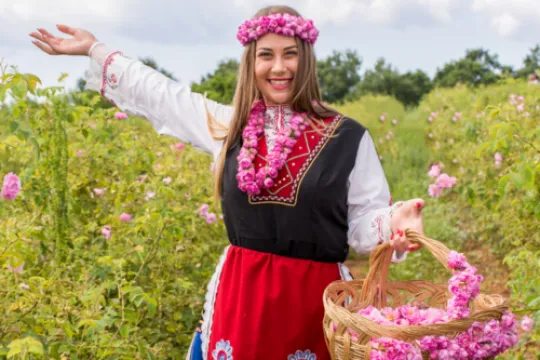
[339,250,521,359]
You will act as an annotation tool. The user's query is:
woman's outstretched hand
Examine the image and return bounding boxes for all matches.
[389,198,426,253]
[29,24,98,56]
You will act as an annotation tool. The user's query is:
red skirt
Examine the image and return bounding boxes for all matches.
[200,245,351,360]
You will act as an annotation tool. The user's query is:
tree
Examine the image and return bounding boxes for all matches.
[316,50,362,104]
[191,59,239,105]
[433,48,507,87]
[517,45,540,78]
[347,58,432,107]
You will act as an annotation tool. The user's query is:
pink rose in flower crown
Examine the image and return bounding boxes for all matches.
[2,172,21,200]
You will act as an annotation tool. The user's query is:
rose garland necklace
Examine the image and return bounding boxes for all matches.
[236,100,307,196]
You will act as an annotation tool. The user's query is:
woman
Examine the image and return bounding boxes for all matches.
[31,5,425,359]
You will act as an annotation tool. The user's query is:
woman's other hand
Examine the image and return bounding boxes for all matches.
[389,198,426,253]
[29,25,98,56]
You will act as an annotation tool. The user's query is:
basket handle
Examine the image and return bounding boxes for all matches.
[359,229,452,307]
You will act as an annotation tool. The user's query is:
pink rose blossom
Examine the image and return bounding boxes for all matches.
[7,261,24,274]
[19,283,30,290]
[198,204,209,216]
[145,191,156,201]
[428,164,441,178]
[93,188,106,197]
[101,225,111,239]
[428,184,443,198]
[114,112,128,119]
[205,213,217,224]
[435,173,457,188]
[2,173,21,200]
[392,119,398,125]
[119,213,132,222]
[163,177,172,185]
[171,142,185,151]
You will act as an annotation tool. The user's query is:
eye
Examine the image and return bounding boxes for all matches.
[258,52,272,57]
[286,51,298,56]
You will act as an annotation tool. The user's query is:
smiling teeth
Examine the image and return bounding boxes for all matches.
[270,80,290,85]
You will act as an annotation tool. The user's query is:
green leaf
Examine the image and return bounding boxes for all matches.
[58,73,69,83]
[11,81,28,98]
[9,121,19,133]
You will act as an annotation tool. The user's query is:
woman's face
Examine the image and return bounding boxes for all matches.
[255,33,299,106]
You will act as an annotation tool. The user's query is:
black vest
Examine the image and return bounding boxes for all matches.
[221,116,366,263]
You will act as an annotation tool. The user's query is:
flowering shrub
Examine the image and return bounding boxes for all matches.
[0,66,226,357]
[418,80,539,357]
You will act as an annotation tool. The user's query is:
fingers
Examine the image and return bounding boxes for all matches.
[409,198,426,213]
[389,229,409,253]
[390,228,422,253]
[37,28,58,40]
[56,24,76,36]
[30,38,58,55]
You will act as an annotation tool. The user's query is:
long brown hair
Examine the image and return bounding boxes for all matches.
[207,5,338,198]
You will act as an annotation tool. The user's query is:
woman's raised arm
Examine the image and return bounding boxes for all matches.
[30,25,234,157]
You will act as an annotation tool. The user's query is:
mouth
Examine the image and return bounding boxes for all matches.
[267,78,293,91]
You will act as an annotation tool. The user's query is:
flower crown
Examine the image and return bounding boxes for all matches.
[236,13,319,46]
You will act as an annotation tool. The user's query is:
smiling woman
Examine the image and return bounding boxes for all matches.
[30,4,429,360]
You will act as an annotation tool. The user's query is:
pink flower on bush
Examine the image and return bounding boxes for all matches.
[19,283,30,290]
[379,115,385,122]
[119,213,132,222]
[205,213,217,224]
[138,174,148,183]
[7,261,24,274]
[76,149,84,157]
[2,172,21,200]
[101,225,112,239]
[392,119,398,125]
[93,188,106,197]
[145,191,156,201]
[435,173,457,188]
[171,142,185,151]
[163,177,172,185]
[428,164,441,178]
[198,204,209,216]
[428,184,443,198]
[520,316,534,332]
[114,112,128,120]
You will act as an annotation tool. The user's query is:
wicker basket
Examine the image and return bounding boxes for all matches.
[323,229,508,360]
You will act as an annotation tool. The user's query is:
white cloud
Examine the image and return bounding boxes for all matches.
[491,13,520,37]
[471,0,540,38]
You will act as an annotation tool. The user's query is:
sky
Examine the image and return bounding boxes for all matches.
[1,0,539,92]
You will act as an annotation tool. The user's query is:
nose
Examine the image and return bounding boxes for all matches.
[271,56,286,75]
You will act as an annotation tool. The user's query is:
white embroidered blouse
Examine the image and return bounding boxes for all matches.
[84,43,407,262]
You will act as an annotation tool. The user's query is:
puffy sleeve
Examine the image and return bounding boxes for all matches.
[347,131,407,263]
[84,43,234,158]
